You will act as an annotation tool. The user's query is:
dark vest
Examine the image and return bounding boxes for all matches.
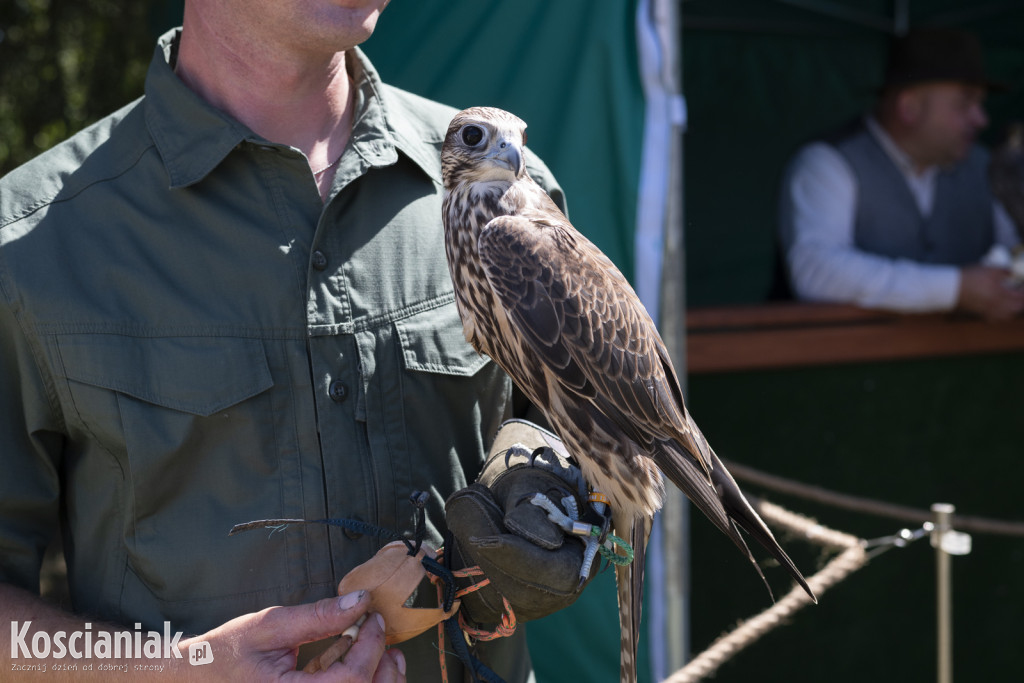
[828,120,994,265]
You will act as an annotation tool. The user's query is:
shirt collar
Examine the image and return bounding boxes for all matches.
[143,28,439,189]
[346,51,444,186]
[864,114,939,182]
[865,114,938,216]
[144,29,250,188]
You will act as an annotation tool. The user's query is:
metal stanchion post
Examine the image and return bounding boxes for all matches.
[931,503,954,683]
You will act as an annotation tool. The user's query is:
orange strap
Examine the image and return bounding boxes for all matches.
[431,551,519,682]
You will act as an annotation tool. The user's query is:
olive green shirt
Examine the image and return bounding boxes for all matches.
[0,29,564,680]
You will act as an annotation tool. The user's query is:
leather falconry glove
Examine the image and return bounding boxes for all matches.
[445,419,605,627]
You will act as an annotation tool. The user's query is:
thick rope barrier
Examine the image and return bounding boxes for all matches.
[723,459,1024,537]
[659,461,1021,682]
[659,463,1024,683]
[663,501,867,683]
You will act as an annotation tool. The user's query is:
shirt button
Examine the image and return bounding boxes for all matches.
[344,520,363,540]
[329,380,347,402]
[311,250,328,271]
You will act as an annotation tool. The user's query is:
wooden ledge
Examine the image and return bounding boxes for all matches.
[686,302,1024,374]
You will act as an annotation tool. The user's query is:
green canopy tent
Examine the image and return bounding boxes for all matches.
[369,2,1024,682]
[363,2,660,681]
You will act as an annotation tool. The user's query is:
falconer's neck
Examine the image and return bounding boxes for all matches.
[174,5,355,193]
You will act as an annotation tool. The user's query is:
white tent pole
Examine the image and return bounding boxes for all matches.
[635,0,688,679]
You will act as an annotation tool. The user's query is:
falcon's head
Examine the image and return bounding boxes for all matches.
[441,107,528,190]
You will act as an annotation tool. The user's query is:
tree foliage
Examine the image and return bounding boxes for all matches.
[0,0,182,175]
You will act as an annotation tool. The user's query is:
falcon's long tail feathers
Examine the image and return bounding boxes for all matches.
[657,438,817,604]
[708,448,816,602]
[614,512,650,683]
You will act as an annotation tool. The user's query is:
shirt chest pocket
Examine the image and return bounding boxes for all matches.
[56,334,275,467]
[395,302,491,377]
[53,334,300,605]
[389,302,513,527]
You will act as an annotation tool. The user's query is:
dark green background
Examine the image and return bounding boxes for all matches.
[687,353,1024,681]
[678,7,1024,677]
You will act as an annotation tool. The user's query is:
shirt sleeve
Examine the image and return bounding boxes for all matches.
[779,142,961,312]
[0,297,63,592]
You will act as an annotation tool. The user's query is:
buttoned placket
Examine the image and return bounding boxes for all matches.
[237,133,377,577]
[302,130,401,576]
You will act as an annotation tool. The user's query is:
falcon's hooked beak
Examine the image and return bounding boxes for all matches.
[486,136,524,179]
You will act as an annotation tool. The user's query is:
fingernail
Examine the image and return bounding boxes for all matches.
[395,649,407,675]
[338,590,364,611]
[374,612,385,631]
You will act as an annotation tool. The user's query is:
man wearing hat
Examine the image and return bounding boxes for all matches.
[779,28,1024,319]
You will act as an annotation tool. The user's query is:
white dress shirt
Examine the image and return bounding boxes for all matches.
[779,116,1019,312]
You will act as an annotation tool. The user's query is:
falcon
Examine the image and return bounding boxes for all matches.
[441,106,815,682]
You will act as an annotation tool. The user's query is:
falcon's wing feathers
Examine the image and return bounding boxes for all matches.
[476,209,714,482]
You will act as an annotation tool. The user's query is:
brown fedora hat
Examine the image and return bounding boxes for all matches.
[882,28,1007,91]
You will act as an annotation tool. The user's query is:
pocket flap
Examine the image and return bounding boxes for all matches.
[395,302,490,377]
[57,335,274,416]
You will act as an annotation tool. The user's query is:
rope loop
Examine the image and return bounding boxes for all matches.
[593,527,634,566]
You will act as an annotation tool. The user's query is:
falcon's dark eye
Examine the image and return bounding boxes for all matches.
[461,125,484,147]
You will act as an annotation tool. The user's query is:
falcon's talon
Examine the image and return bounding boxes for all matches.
[579,534,602,585]
[503,443,531,469]
[559,493,579,522]
[527,493,575,533]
